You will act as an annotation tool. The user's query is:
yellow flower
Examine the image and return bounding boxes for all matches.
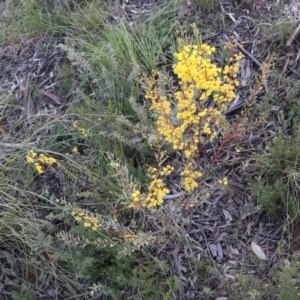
[38,154,56,165]
[26,151,37,163]
[160,165,174,176]
[26,156,35,163]
[34,163,44,174]
[72,147,78,153]
[132,190,141,202]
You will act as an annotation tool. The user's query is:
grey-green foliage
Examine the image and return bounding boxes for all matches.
[227,256,300,300]
[56,63,74,95]
[70,246,178,300]
[131,259,179,300]
[250,127,300,221]
[286,81,300,124]
[277,259,300,300]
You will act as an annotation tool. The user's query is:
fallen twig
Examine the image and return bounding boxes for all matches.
[39,89,62,105]
[163,191,185,200]
[287,24,300,46]
[22,79,30,118]
[0,142,36,148]
[235,40,262,68]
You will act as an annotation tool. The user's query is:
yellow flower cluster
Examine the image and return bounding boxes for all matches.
[73,120,88,138]
[132,190,141,202]
[181,163,202,192]
[137,25,242,207]
[140,24,242,206]
[26,151,57,174]
[160,165,174,176]
[172,43,241,141]
[131,165,174,208]
[145,177,170,207]
[71,209,102,231]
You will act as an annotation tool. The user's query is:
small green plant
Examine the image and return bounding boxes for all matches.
[250,127,300,221]
[227,255,300,300]
[87,255,178,299]
[257,2,298,47]
[286,80,300,124]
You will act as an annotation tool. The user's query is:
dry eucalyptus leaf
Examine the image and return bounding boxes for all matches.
[222,209,233,223]
[209,243,217,257]
[246,221,255,235]
[229,245,239,255]
[251,241,267,260]
[224,274,235,280]
[216,242,224,260]
[241,205,261,220]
